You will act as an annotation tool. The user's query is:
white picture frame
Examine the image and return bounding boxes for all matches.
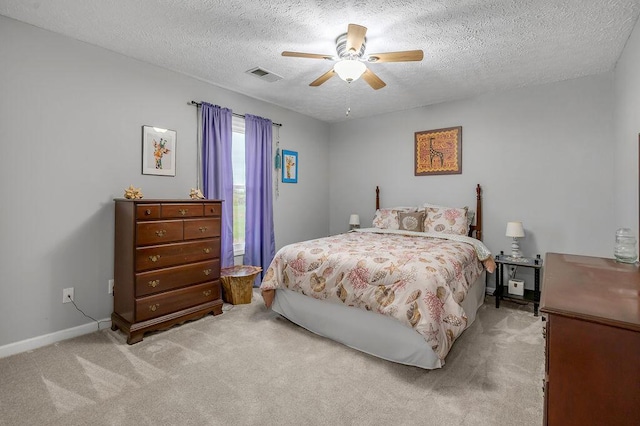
[142,125,176,176]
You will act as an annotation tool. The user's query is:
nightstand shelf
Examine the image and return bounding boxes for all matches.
[494,251,543,316]
[499,288,537,304]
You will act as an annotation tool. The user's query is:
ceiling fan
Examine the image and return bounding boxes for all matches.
[282,23,424,90]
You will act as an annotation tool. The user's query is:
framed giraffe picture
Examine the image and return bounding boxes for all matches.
[414,126,462,176]
[142,125,177,176]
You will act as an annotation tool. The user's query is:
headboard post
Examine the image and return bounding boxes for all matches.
[375,186,380,211]
[475,184,483,241]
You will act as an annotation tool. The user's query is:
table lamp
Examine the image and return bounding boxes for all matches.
[506,221,525,258]
[349,214,360,230]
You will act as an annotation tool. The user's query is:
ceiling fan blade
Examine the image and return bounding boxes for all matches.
[367,50,424,63]
[346,24,367,54]
[309,69,336,87]
[282,51,334,60]
[362,68,386,90]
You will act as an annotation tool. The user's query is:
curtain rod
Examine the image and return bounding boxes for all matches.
[189,101,282,127]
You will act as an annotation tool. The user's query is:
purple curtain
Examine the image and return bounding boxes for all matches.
[243,114,275,284]
[201,102,234,268]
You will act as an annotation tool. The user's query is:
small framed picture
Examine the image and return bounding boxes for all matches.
[282,150,298,183]
[142,125,176,176]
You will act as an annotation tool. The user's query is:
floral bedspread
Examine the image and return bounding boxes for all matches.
[260,229,487,361]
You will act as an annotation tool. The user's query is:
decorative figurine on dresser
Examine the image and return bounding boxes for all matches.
[111,199,224,344]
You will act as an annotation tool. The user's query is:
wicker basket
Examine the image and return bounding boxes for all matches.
[220,265,262,305]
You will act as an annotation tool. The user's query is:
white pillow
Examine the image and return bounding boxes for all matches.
[423,203,475,228]
[422,203,469,235]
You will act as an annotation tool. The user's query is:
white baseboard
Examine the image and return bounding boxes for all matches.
[485,287,496,296]
[0,319,111,359]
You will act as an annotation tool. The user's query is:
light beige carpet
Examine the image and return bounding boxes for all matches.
[0,293,543,425]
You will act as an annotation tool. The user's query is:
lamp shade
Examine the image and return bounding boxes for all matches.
[334,60,366,82]
[349,214,360,226]
[505,221,525,238]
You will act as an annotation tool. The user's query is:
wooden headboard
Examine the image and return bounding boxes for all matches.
[375,184,483,241]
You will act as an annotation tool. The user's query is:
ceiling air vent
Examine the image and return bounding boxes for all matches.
[246,67,283,83]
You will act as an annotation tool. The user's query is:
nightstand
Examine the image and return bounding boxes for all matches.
[220,265,262,305]
[494,251,543,316]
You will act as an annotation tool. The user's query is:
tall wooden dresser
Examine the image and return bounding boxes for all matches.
[540,253,640,425]
[112,199,224,344]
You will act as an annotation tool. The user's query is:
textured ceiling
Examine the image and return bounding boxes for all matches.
[1,0,639,122]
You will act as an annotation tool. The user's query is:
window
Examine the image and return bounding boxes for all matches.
[231,117,246,256]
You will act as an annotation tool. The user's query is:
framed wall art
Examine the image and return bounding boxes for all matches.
[282,150,298,183]
[414,126,462,176]
[142,125,176,176]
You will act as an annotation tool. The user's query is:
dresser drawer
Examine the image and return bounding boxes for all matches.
[136,239,220,271]
[161,203,204,218]
[135,259,221,297]
[135,281,220,322]
[136,204,161,220]
[204,203,221,217]
[136,220,183,246]
[184,218,220,240]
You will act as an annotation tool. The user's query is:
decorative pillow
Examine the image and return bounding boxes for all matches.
[466,209,475,228]
[423,205,469,235]
[397,211,425,232]
[422,202,475,234]
[372,207,416,229]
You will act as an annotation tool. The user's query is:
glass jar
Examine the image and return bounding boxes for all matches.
[614,228,637,263]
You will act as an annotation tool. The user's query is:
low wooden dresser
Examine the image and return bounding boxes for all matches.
[540,253,640,425]
[112,199,224,344]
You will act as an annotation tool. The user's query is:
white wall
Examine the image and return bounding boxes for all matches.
[0,16,329,348]
[329,74,616,267]
[614,14,640,237]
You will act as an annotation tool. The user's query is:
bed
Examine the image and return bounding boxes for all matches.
[260,184,495,369]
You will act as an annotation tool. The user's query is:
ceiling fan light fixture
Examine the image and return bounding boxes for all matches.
[334,59,366,83]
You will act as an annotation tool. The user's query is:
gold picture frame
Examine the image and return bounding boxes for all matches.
[414,126,462,175]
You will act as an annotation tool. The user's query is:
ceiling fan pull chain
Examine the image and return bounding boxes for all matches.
[346,84,351,117]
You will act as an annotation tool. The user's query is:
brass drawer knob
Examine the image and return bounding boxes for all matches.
[203,248,211,254]
[148,280,159,288]
[203,269,212,276]
[149,303,160,312]
[203,290,212,297]
[155,229,166,237]
[179,209,188,216]
[149,255,161,262]
[199,226,208,233]
[145,209,151,215]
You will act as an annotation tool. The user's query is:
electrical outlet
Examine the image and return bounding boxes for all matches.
[63,287,74,303]
[108,279,114,294]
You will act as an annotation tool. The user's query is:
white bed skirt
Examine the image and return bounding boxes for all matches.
[271,272,486,369]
